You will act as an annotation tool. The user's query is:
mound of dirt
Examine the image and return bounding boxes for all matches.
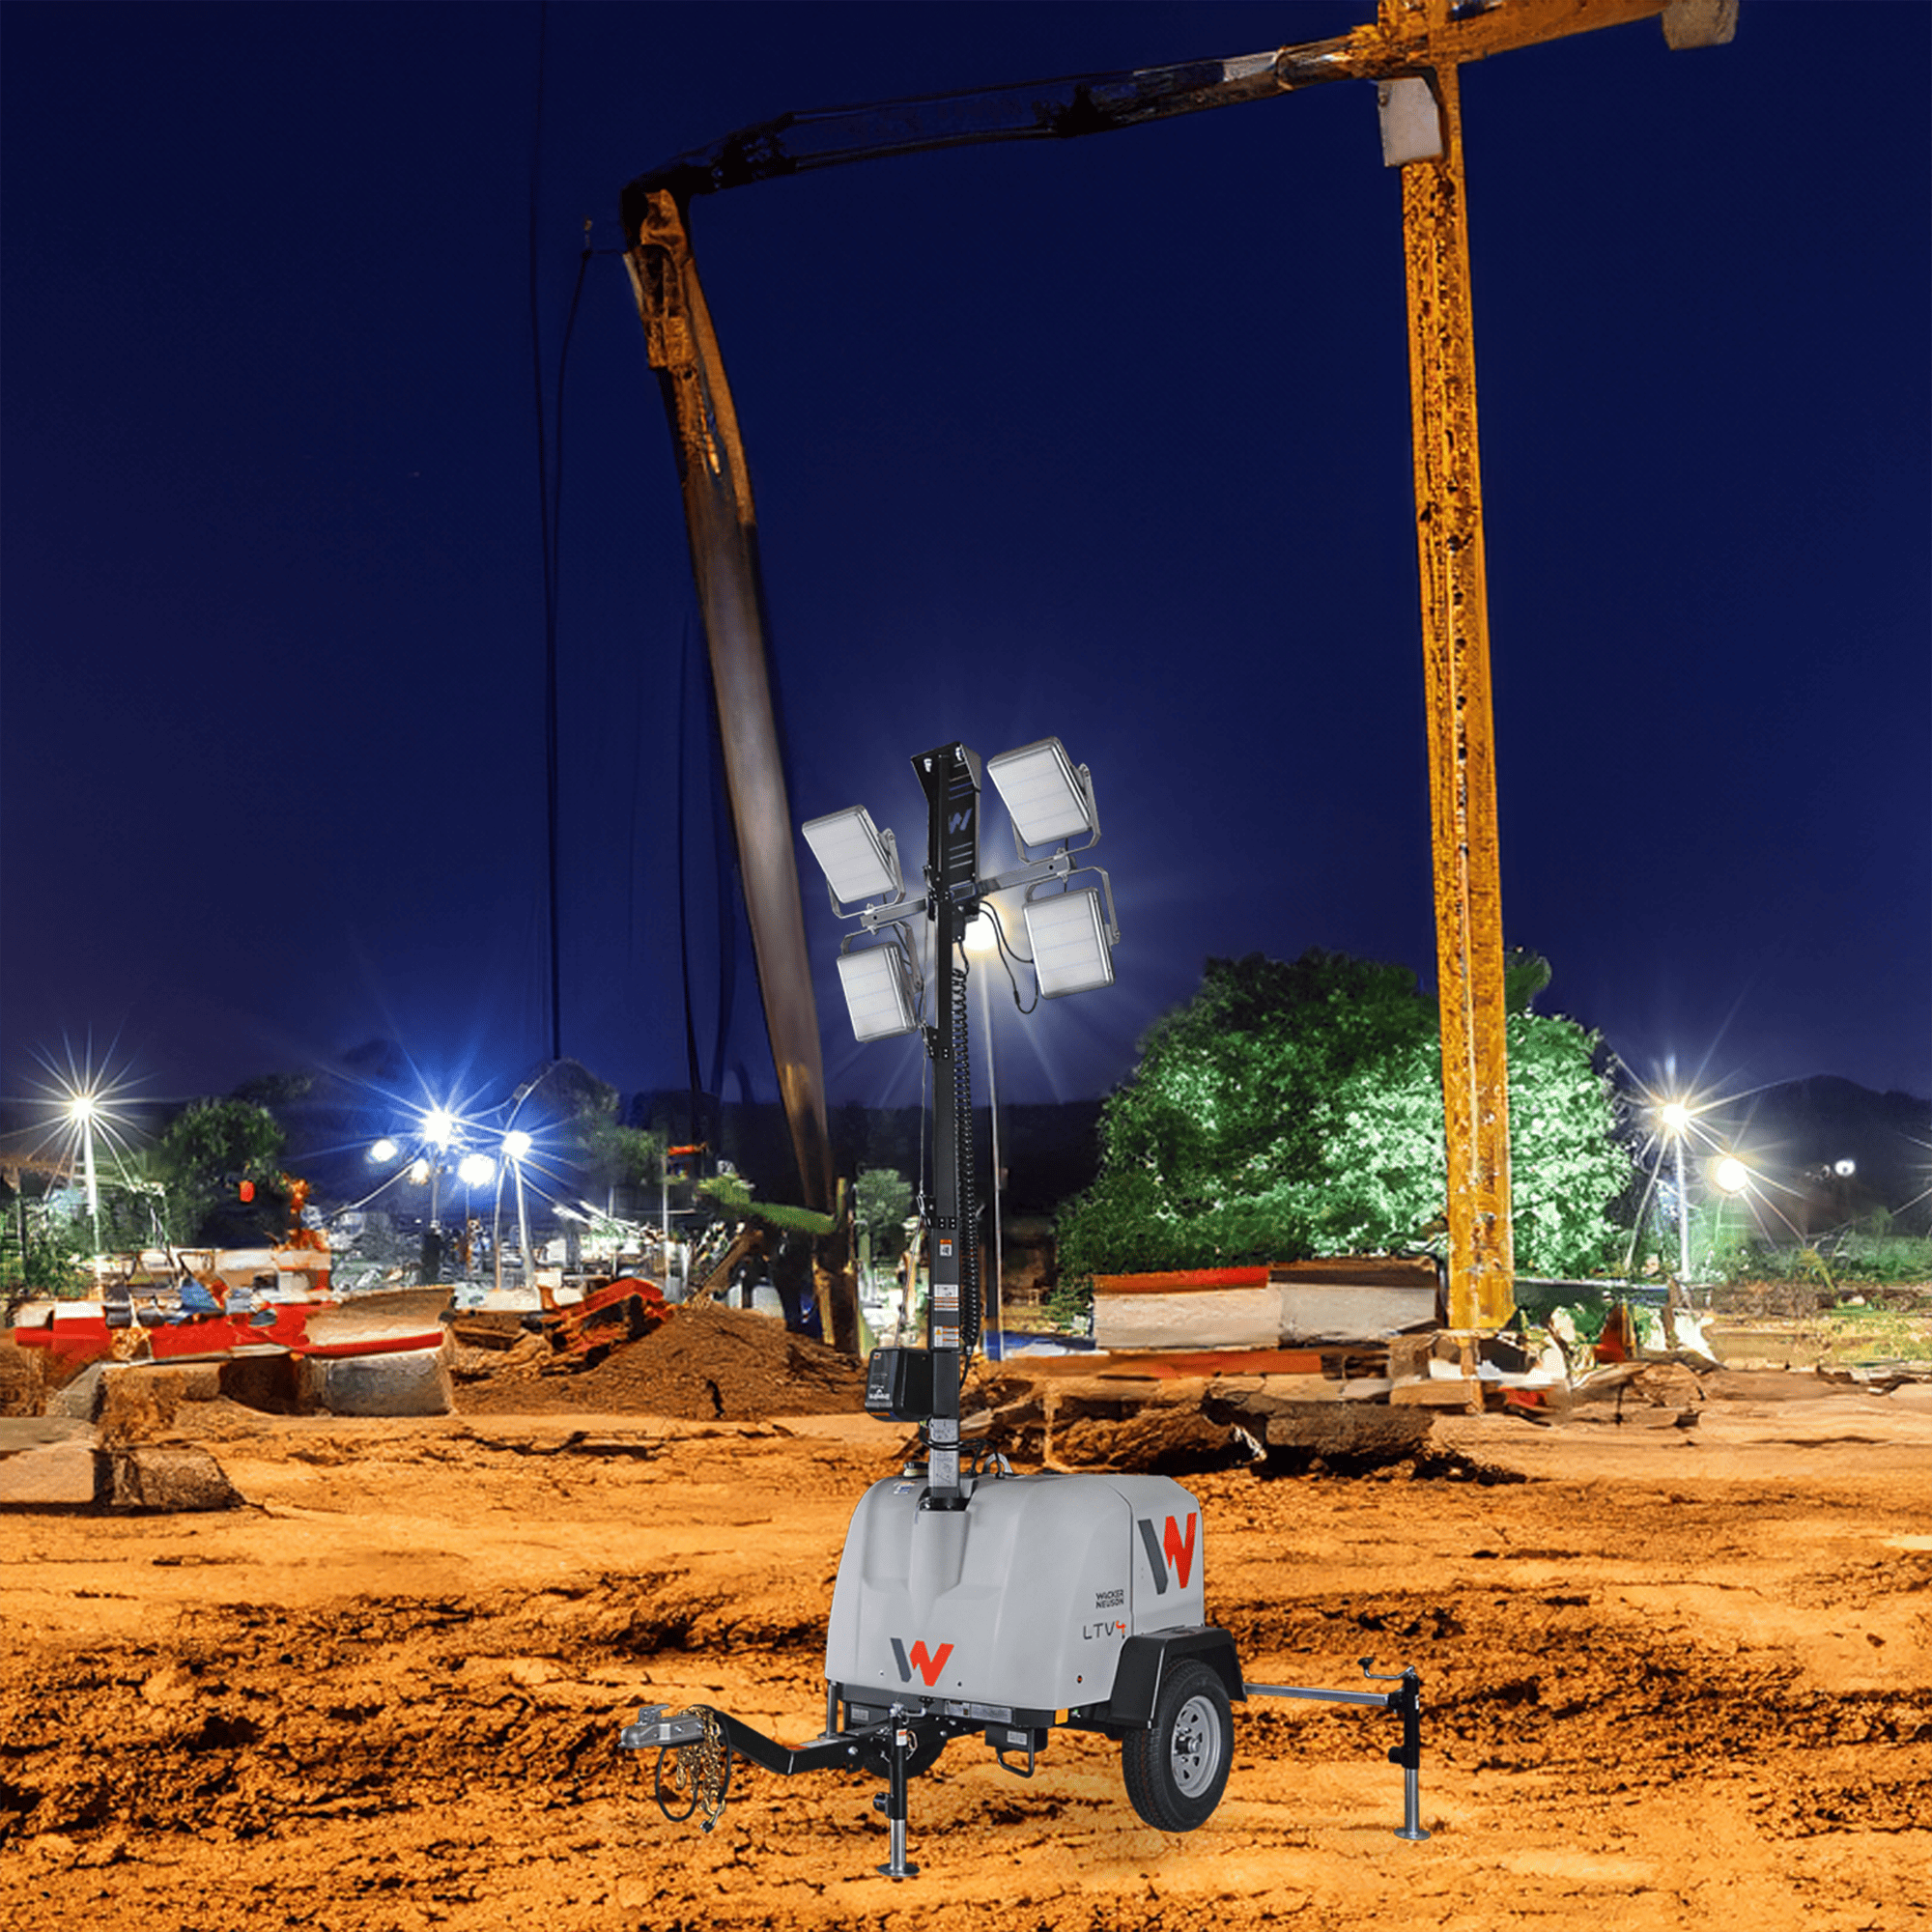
[0,1342,41,1418]
[454,1301,868,1419]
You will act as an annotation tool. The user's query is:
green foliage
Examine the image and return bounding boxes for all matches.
[1705,1232,1932,1289]
[1055,948,1633,1291]
[579,1116,665,1195]
[153,1097,287,1243]
[1497,1011,1633,1275]
[5,1196,90,1296]
[1822,1235,1932,1286]
[854,1168,914,1263]
[1042,1273,1094,1333]
[229,1069,316,1112]
[1503,948,1553,1014]
[697,1174,836,1237]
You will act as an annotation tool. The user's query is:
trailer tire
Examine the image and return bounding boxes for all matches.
[1121,1658,1233,1832]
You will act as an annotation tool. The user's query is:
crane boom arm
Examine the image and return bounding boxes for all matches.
[623,1,1713,214]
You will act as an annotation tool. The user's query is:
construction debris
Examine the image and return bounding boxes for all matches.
[454,1302,867,1420]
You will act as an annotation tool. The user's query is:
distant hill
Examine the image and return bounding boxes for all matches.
[1725,1076,1931,1236]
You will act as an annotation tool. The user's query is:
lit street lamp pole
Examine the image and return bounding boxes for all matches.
[1660,1101,1692,1282]
[69,1093,101,1260]
[503,1132,535,1295]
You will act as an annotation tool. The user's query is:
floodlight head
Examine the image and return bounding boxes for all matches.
[369,1137,400,1163]
[1023,888,1116,999]
[458,1152,495,1188]
[802,806,901,908]
[986,738,1095,851]
[423,1107,456,1149]
[1712,1155,1750,1196]
[503,1129,533,1162]
[836,941,920,1041]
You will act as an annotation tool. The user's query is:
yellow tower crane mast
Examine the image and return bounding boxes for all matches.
[622,0,1737,1343]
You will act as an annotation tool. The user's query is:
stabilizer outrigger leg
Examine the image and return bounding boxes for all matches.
[874,1710,919,1879]
[1241,1657,1432,1842]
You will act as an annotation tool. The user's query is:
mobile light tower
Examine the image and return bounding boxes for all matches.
[622,737,1432,1874]
[800,735,1118,1506]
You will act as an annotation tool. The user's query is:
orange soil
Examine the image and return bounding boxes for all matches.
[1,1378,1928,1931]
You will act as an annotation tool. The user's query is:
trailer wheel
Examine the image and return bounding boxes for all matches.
[1122,1659,1233,1832]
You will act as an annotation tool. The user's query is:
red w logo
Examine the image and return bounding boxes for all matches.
[1162,1513,1198,1590]
[889,1637,954,1687]
[1137,1512,1199,1593]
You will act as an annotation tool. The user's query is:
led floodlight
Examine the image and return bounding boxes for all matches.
[986,738,1094,849]
[803,806,900,907]
[837,943,919,1040]
[1023,889,1115,999]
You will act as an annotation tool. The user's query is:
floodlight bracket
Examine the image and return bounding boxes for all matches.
[978,849,1074,900]
[855,890,930,933]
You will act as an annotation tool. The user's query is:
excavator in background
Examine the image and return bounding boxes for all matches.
[620,0,1737,1342]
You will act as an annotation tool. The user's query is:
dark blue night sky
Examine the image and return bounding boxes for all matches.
[3,2,1927,1129]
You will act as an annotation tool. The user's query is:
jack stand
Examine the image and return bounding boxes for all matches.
[1243,1658,1432,1842]
[876,1712,920,1879]
[1366,1661,1431,1842]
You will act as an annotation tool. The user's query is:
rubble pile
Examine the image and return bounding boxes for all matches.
[454,1302,868,1420]
[0,1342,41,1418]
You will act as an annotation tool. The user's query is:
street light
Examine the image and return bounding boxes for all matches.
[499,1129,535,1297]
[1713,1154,1751,1197]
[66,1090,101,1260]
[1658,1099,1693,1282]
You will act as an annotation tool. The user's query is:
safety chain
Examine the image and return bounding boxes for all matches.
[651,1705,732,1832]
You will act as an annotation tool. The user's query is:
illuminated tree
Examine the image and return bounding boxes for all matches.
[1056,950,1631,1292]
[854,1167,914,1264]
[154,1097,288,1243]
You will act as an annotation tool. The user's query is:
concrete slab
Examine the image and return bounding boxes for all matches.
[0,1438,103,1505]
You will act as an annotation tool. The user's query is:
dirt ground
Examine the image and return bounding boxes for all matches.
[2,1342,1929,1932]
